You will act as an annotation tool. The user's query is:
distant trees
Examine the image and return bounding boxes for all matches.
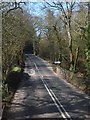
[44,2,75,71]
[36,2,89,75]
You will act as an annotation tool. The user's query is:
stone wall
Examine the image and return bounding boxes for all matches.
[53,65,73,82]
[52,65,90,95]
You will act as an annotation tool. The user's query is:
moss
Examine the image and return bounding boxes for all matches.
[11,66,21,72]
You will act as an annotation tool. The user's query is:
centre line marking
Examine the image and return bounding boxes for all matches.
[34,62,72,120]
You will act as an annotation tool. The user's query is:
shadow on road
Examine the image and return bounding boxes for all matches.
[5,73,60,119]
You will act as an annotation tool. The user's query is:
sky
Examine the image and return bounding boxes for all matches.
[23,2,62,17]
[22,2,46,17]
[27,2,46,16]
[23,1,84,17]
[2,0,90,2]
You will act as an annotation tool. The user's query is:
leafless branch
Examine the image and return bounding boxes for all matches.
[71,2,76,10]
[5,2,26,15]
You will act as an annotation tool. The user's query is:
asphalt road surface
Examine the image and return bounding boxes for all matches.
[7,54,90,120]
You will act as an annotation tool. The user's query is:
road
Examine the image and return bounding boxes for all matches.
[7,54,90,120]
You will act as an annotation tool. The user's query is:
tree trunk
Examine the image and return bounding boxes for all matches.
[67,20,73,71]
[33,41,36,55]
[88,2,90,21]
[73,47,79,72]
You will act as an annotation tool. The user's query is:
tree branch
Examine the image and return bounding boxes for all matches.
[5,2,26,15]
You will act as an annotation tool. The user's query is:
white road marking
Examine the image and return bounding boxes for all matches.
[34,63,72,120]
[45,82,72,119]
[24,68,35,76]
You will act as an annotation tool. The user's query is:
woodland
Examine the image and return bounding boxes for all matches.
[0,1,90,108]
